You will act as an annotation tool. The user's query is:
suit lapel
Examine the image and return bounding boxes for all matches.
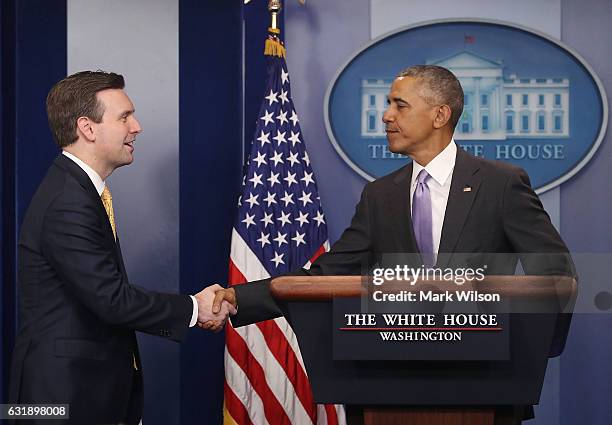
[54,154,120,249]
[437,148,482,267]
[392,163,420,254]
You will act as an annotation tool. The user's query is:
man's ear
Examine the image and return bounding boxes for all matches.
[433,104,452,129]
[76,116,96,142]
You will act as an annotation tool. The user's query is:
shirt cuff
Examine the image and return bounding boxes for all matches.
[189,295,198,327]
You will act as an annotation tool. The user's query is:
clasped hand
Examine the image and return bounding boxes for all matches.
[194,284,237,332]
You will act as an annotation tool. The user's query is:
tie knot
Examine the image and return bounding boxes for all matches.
[416,169,431,184]
[101,186,112,201]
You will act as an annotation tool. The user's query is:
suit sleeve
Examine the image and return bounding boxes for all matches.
[41,195,192,342]
[501,168,576,276]
[501,168,577,356]
[232,183,374,327]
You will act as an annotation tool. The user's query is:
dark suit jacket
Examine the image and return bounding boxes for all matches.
[9,154,192,425]
[232,147,575,355]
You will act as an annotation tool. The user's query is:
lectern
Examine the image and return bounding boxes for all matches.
[270,275,576,425]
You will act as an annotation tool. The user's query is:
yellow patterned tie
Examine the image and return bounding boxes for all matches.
[100,186,117,241]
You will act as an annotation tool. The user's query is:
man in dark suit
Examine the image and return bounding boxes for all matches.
[9,71,233,425]
[213,65,574,334]
[211,64,575,425]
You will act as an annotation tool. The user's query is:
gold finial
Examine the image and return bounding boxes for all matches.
[244,0,305,33]
[268,0,282,10]
[268,0,282,33]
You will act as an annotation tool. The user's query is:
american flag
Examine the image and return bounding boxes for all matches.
[223,35,345,425]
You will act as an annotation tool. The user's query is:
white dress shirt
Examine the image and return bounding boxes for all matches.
[62,151,198,327]
[409,141,457,258]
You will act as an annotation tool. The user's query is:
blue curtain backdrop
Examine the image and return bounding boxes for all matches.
[179,0,282,422]
[179,1,243,423]
[1,0,67,405]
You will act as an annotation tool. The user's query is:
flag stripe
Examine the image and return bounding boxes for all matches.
[324,404,339,425]
[255,319,318,423]
[230,229,270,282]
[304,242,327,269]
[272,317,307,371]
[234,323,313,424]
[226,324,293,425]
[335,404,347,425]
[223,393,249,425]
[224,347,271,425]
[310,243,326,263]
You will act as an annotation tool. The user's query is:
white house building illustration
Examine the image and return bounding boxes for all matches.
[361,51,570,140]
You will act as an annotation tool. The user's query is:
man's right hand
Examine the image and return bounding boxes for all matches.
[194,284,237,332]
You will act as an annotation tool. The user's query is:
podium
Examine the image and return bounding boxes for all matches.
[270,275,577,425]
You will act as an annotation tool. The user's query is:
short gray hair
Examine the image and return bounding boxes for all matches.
[397,65,464,130]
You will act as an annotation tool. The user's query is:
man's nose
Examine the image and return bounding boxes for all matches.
[131,117,143,134]
[382,109,393,123]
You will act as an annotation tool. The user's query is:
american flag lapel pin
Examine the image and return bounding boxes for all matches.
[463,186,472,192]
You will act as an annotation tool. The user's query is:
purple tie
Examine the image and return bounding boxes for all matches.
[412,169,434,267]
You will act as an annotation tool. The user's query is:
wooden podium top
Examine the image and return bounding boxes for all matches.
[270,275,577,301]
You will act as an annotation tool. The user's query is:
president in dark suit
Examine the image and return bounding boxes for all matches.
[216,64,574,328]
[211,65,575,423]
[9,71,233,425]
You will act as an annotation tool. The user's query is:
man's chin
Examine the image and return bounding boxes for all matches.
[386,141,407,156]
[117,156,134,168]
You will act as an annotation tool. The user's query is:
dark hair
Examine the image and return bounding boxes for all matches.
[46,71,125,148]
[397,65,464,130]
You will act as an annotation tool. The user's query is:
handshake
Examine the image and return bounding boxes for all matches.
[193,284,237,332]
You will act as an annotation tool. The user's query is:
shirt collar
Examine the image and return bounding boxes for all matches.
[62,151,106,195]
[412,140,457,186]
